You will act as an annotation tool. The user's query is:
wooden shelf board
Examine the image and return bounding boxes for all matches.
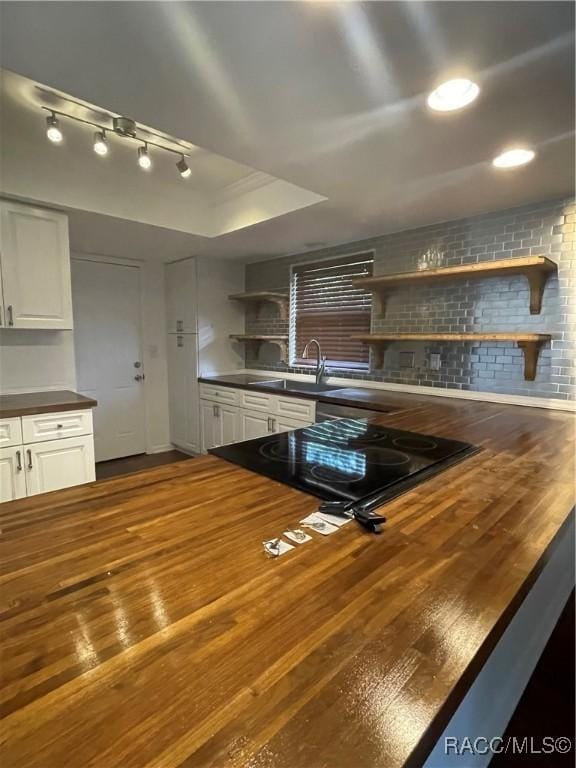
[228,291,288,301]
[228,291,289,319]
[351,333,551,343]
[229,334,289,363]
[354,257,558,315]
[229,334,288,341]
[354,257,557,288]
[351,332,552,381]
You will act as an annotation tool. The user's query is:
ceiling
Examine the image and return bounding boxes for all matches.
[1,1,574,262]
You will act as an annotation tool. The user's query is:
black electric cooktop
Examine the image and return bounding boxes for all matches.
[209,419,479,505]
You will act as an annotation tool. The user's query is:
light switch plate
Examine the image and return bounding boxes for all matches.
[430,353,441,370]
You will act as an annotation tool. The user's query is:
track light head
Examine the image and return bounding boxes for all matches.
[46,112,63,143]
[138,144,152,170]
[176,156,192,179]
[93,130,108,156]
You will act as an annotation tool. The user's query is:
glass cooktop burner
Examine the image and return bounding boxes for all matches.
[210,418,479,504]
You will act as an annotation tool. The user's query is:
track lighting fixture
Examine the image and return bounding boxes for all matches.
[41,107,191,179]
[176,155,192,179]
[93,131,108,156]
[46,112,63,143]
[138,144,152,170]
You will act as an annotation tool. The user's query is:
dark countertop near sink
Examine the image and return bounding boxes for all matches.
[199,373,451,414]
[0,390,97,419]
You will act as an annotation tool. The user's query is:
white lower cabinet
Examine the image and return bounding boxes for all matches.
[0,411,96,502]
[0,446,27,502]
[241,409,273,441]
[200,387,316,451]
[25,435,95,496]
[201,401,241,451]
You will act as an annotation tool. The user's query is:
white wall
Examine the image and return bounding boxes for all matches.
[196,256,245,375]
[0,330,77,394]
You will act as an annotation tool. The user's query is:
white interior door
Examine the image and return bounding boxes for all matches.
[72,259,146,462]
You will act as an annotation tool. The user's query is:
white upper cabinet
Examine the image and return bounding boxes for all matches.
[0,201,73,330]
[165,258,197,334]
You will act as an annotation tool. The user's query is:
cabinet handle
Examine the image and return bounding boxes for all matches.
[56,424,64,429]
[213,404,220,417]
[16,450,22,472]
[26,449,33,470]
[176,320,183,332]
[7,305,14,326]
[271,418,276,432]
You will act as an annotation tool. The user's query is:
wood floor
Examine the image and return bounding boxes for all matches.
[95,450,193,480]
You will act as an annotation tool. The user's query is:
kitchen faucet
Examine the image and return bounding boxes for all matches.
[302,338,326,384]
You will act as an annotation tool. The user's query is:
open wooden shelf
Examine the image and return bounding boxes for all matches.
[354,257,557,315]
[228,291,289,320]
[229,334,289,362]
[351,333,552,381]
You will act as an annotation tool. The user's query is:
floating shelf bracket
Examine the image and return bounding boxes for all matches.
[229,334,289,363]
[228,291,289,320]
[351,333,552,382]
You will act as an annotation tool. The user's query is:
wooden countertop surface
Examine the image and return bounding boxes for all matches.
[0,397,574,768]
[0,390,97,419]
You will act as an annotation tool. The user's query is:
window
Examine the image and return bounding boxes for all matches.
[291,252,374,369]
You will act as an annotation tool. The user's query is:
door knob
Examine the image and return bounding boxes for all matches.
[134,361,142,368]
[134,374,145,382]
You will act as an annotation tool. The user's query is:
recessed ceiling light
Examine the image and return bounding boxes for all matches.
[46,112,63,143]
[492,148,535,169]
[427,78,480,112]
[93,131,108,156]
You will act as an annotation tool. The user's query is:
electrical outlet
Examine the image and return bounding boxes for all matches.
[429,353,441,370]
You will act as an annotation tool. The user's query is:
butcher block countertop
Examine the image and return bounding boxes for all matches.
[0,396,574,768]
[0,390,97,419]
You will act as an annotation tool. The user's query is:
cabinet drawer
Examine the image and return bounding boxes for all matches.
[240,390,274,413]
[22,409,93,444]
[276,396,316,422]
[0,418,23,448]
[199,384,239,405]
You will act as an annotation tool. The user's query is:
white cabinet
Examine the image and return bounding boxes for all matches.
[0,408,96,503]
[0,418,23,448]
[241,409,273,441]
[201,401,241,451]
[274,414,311,433]
[0,446,27,502]
[200,385,316,451]
[25,435,95,496]
[0,201,73,329]
[167,334,200,454]
[165,258,197,334]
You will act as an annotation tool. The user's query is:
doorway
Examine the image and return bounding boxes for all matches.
[72,257,147,462]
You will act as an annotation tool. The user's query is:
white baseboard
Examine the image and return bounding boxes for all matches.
[147,444,175,455]
[237,369,576,412]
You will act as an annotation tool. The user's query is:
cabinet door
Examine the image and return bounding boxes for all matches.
[25,435,95,496]
[165,258,197,334]
[201,400,218,452]
[0,202,73,329]
[218,404,241,447]
[274,415,312,434]
[167,334,200,453]
[241,409,272,441]
[0,446,27,502]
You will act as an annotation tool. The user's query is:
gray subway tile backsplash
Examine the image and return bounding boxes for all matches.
[244,197,576,401]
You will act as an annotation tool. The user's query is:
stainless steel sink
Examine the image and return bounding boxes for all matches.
[252,379,343,394]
